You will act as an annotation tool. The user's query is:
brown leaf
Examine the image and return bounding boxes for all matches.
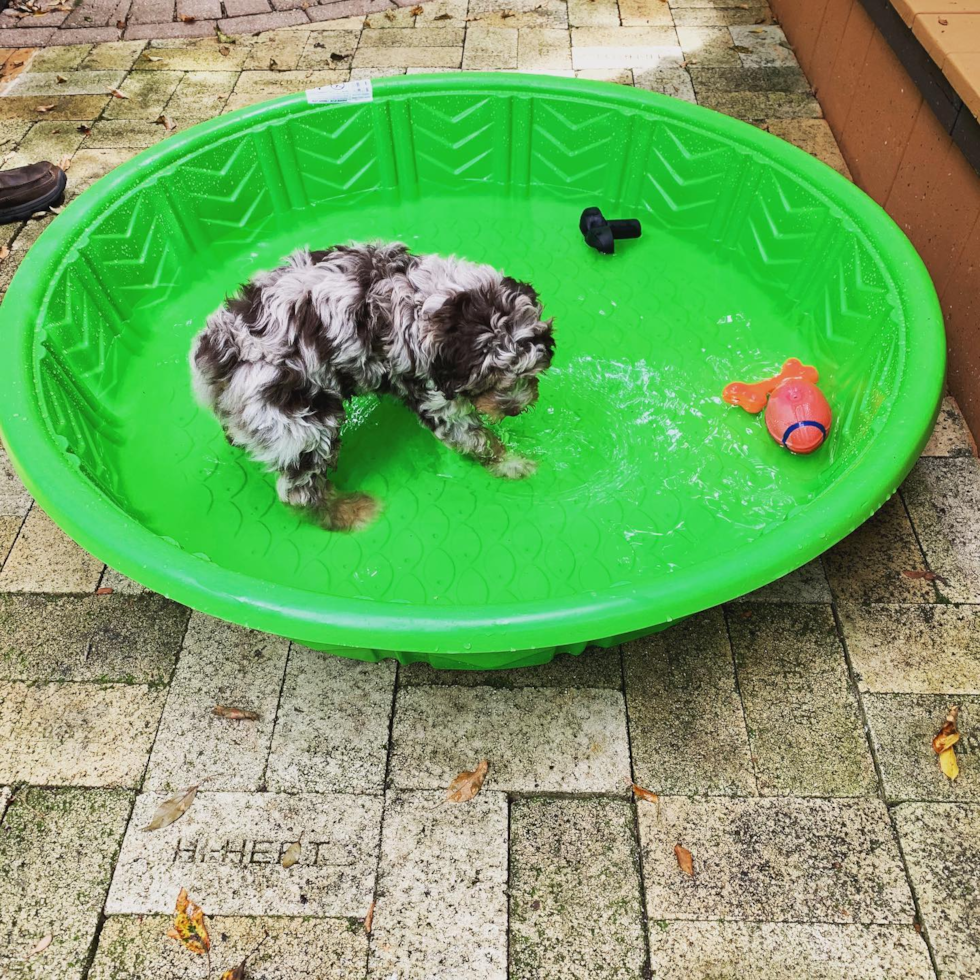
[144,784,198,831]
[281,840,301,868]
[25,935,52,959]
[330,52,349,62]
[77,124,92,134]
[166,887,210,956]
[410,3,423,13]
[179,13,196,21]
[96,586,113,594]
[55,74,67,83]
[155,114,176,132]
[445,759,489,803]
[674,843,694,877]
[901,569,948,584]
[632,783,659,804]
[108,88,128,99]
[35,104,57,113]
[213,705,260,721]
[433,12,451,19]
[219,45,230,56]
[116,18,126,28]
[220,963,246,980]
[0,245,9,261]
[933,706,960,780]
[364,900,375,933]
[939,16,948,25]
[57,153,71,172]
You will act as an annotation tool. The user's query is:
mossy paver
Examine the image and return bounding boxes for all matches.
[144,613,289,793]
[265,647,395,794]
[390,685,631,793]
[0,787,132,980]
[893,803,980,980]
[510,798,646,980]
[368,790,508,979]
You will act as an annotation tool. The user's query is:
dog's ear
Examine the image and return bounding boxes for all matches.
[501,276,539,305]
[425,291,484,398]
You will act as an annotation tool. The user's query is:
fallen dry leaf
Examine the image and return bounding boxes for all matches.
[281,839,301,868]
[213,705,260,721]
[155,114,176,132]
[749,27,766,33]
[57,153,71,172]
[144,784,198,831]
[632,783,659,804]
[108,88,128,99]
[167,887,211,958]
[364,900,375,934]
[433,12,451,19]
[55,74,66,83]
[445,759,489,803]
[939,16,948,25]
[901,569,948,584]
[933,706,960,780]
[410,3,423,12]
[330,52,349,62]
[218,932,268,980]
[144,55,163,62]
[25,935,52,960]
[77,124,92,134]
[674,843,694,877]
[35,104,57,113]
[0,245,9,261]
[219,45,230,56]
[116,18,126,28]
[96,586,113,594]
[179,13,196,22]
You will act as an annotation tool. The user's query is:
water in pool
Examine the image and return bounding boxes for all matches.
[108,195,834,607]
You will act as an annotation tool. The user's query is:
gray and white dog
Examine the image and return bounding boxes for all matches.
[191,243,555,531]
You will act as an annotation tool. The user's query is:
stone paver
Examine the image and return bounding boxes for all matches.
[265,647,395,794]
[647,923,934,979]
[107,791,382,916]
[571,26,682,70]
[390,685,631,793]
[0,592,188,682]
[766,117,852,177]
[623,609,755,796]
[91,915,369,979]
[163,69,238,123]
[7,68,127,96]
[510,798,646,980]
[0,681,165,785]
[638,797,914,922]
[0,506,104,592]
[399,643,622,688]
[729,603,876,797]
[144,613,289,792]
[102,69,183,118]
[864,694,980,802]
[923,395,977,457]
[824,495,937,603]
[0,787,132,980]
[904,457,980,603]
[840,603,980,694]
[730,24,796,67]
[368,790,508,979]
[893,803,980,980]
[736,558,833,603]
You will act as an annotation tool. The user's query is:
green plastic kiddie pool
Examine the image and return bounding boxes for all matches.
[0,74,945,669]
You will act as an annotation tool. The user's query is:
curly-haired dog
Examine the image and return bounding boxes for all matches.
[191,243,555,530]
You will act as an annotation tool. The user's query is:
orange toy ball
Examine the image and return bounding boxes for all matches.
[764,379,832,454]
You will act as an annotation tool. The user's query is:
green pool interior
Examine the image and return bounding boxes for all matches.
[105,191,846,608]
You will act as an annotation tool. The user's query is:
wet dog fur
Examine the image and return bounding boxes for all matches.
[191,243,555,530]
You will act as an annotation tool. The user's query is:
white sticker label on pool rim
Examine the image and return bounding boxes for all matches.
[306,79,374,105]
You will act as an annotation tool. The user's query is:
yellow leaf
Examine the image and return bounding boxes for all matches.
[144,784,198,831]
[281,840,301,868]
[632,783,659,804]
[166,887,210,956]
[674,843,694,878]
[445,759,489,803]
[939,747,959,780]
[220,963,245,980]
[0,245,9,261]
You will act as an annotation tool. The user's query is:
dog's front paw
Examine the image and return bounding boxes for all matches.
[324,492,381,531]
[490,452,537,480]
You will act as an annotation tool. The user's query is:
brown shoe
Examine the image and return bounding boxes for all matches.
[0,161,67,224]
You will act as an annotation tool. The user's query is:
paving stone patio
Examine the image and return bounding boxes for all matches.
[0,1,978,977]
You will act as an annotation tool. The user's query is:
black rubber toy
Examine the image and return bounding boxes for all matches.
[579,207,642,254]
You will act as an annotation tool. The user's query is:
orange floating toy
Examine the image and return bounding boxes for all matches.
[723,358,832,455]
